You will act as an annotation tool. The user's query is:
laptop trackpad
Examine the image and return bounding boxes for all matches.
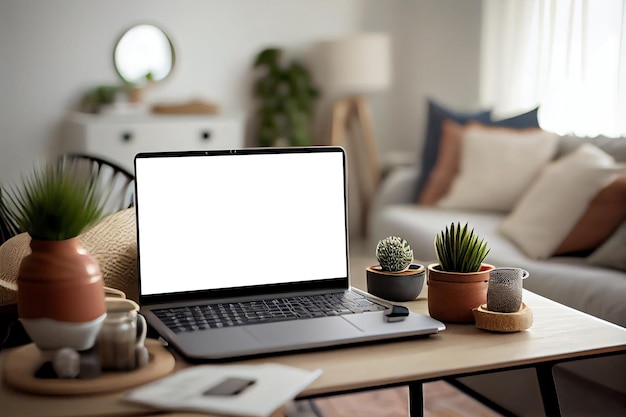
[245,317,362,347]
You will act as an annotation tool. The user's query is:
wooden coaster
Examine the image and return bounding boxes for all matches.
[2,339,175,395]
[473,303,533,332]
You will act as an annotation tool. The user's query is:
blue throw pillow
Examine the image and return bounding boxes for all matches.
[490,107,540,129]
[414,99,491,201]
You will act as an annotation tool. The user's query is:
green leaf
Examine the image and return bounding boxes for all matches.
[253,48,281,69]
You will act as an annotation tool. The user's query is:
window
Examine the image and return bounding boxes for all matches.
[481,0,626,137]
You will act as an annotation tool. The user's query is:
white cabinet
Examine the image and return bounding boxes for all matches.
[62,112,245,172]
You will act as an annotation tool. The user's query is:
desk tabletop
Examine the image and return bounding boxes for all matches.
[233,289,626,397]
[2,260,626,417]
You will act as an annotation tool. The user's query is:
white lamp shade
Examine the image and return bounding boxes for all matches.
[315,33,391,95]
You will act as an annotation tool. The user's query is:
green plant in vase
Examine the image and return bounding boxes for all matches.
[366,236,425,302]
[428,222,494,323]
[7,158,109,370]
[252,47,320,147]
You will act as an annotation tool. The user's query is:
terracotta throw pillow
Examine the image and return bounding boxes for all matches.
[554,171,626,255]
[418,119,464,205]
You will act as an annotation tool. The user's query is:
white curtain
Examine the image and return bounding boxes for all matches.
[481,0,626,138]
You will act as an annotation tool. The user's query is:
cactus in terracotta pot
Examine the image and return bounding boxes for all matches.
[7,157,109,355]
[428,222,494,323]
[367,236,424,302]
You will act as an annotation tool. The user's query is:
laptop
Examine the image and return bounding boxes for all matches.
[134,146,445,361]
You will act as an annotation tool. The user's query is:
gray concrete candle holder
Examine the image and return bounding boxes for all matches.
[487,268,529,313]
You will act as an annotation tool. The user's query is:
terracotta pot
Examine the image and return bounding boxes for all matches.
[17,238,106,351]
[427,263,495,323]
[366,264,425,302]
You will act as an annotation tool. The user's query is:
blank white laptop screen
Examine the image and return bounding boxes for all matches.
[135,150,348,296]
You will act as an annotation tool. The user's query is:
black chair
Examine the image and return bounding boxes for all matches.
[61,153,136,216]
[0,188,20,246]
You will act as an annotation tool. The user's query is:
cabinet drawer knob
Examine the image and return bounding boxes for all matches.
[201,130,211,141]
[121,132,133,142]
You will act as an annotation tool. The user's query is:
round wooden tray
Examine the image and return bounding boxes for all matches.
[473,303,533,332]
[2,339,175,395]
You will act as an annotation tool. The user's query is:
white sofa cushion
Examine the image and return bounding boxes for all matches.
[499,143,624,259]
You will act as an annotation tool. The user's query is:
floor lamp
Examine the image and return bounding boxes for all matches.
[316,33,392,237]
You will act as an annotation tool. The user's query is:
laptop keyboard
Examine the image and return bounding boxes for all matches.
[153,292,387,333]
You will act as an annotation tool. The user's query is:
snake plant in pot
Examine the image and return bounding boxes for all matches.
[428,222,493,323]
[366,236,425,302]
[7,158,108,353]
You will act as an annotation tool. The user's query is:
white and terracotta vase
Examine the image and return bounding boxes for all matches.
[17,237,106,351]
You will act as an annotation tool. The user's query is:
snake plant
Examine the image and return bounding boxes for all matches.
[376,236,414,272]
[434,222,490,273]
[6,158,107,240]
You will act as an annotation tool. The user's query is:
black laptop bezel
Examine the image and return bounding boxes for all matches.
[133,146,350,306]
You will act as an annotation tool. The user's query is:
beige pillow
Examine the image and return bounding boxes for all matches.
[0,208,138,304]
[499,144,624,259]
[438,124,558,212]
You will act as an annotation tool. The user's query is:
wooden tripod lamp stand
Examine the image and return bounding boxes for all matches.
[316,33,392,236]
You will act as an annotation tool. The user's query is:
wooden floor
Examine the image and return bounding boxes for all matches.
[312,382,504,417]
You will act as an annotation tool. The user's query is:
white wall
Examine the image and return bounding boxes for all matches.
[388,0,483,152]
[0,0,481,184]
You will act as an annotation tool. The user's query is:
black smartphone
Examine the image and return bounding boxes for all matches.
[203,377,256,396]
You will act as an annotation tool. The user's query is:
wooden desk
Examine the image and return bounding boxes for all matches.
[2,288,626,417]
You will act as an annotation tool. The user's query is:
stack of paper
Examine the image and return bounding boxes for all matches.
[124,363,323,417]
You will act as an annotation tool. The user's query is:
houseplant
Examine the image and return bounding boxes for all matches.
[428,222,494,323]
[7,158,108,354]
[251,47,319,147]
[366,236,425,302]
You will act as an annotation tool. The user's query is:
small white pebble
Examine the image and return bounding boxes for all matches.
[52,348,80,378]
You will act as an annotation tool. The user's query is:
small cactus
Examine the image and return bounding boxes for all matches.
[376,236,413,272]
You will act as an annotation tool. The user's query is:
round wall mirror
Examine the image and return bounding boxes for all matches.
[114,24,175,86]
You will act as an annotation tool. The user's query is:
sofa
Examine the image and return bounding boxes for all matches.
[369,147,626,328]
[368,100,626,416]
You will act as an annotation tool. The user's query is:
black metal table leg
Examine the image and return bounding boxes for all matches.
[408,381,424,417]
[536,363,562,417]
